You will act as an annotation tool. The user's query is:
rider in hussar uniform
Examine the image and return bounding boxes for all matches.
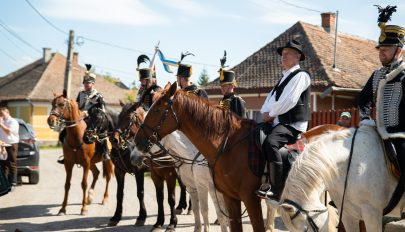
[58,64,110,163]
[358,6,405,176]
[218,51,247,118]
[176,52,208,99]
[135,54,162,110]
[76,64,110,161]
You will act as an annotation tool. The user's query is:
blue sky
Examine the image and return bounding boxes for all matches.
[1,0,404,88]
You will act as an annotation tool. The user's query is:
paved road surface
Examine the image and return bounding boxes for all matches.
[0,148,288,232]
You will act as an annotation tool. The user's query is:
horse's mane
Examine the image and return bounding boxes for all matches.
[282,128,354,202]
[168,90,243,140]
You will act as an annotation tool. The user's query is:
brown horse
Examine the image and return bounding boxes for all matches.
[47,90,114,215]
[135,82,265,231]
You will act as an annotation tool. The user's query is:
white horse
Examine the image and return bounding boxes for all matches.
[131,130,229,232]
[278,126,404,232]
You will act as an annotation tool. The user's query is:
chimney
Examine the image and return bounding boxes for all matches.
[43,48,52,63]
[72,52,79,65]
[321,12,336,33]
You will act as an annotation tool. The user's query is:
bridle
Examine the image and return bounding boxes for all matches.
[50,98,83,130]
[84,107,109,143]
[114,109,143,150]
[282,199,328,232]
[138,98,179,152]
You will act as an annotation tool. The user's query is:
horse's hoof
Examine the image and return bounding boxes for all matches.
[81,209,88,216]
[57,210,66,216]
[174,208,183,215]
[165,225,176,232]
[134,219,145,227]
[102,198,109,205]
[108,220,118,226]
[150,226,163,232]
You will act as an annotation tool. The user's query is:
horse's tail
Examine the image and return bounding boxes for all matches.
[103,159,115,178]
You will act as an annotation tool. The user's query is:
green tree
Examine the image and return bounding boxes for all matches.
[197,68,210,86]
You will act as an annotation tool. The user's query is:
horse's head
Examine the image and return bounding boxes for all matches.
[47,90,70,131]
[135,82,179,153]
[278,200,330,232]
[110,101,143,150]
[83,104,109,144]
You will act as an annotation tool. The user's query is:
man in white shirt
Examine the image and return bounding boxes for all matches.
[0,107,19,188]
[256,40,311,201]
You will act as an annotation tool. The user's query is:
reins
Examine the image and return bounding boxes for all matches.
[337,128,358,230]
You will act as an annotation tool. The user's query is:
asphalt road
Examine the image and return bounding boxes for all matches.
[0,148,288,232]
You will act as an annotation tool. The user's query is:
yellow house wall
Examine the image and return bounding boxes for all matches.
[32,106,59,142]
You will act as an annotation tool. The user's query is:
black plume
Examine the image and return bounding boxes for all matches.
[375,5,397,23]
[85,64,92,71]
[220,50,227,68]
[179,51,194,63]
[137,55,150,67]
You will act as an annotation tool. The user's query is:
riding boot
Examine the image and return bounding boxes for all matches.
[268,161,283,201]
[102,141,110,161]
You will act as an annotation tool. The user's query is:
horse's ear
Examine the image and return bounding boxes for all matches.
[164,82,171,90]
[119,100,125,107]
[62,89,67,98]
[168,82,177,97]
[279,203,296,214]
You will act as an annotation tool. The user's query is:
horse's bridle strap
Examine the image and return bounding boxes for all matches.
[282,199,328,232]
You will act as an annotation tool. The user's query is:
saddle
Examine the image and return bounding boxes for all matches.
[249,122,301,178]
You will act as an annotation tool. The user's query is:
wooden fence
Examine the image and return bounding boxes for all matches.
[309,107,376,129]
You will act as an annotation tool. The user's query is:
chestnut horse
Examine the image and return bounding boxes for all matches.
[135,82,267,231]
[47,91,114,215]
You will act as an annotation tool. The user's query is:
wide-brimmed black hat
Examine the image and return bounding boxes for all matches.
[375,5,404,48]
[276,39,305,61]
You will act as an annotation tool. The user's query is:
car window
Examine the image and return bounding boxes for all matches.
[18,124,33,140]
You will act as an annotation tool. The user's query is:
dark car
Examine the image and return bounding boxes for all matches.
[16,119,40,184]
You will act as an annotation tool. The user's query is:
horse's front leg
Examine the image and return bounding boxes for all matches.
[189,187,203,232]
[175,176,188,214]
[151,170,165,231]
[81,161,90,215]
[58,161,74,216]
[166,173,178,232]
[265,204,276,232]
[223,195,243,232]
[241,194,265,232]
[135,169,147,226]
[108,167,125,226]
[101,159,114,205]
[87,161,100,205]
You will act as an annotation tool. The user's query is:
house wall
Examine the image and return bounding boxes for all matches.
[7,100,59,144]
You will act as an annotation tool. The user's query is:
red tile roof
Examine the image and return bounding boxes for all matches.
[205,21,383,91]
[0,53,132,106]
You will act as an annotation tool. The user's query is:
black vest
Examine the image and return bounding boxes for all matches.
[271,69,311,124]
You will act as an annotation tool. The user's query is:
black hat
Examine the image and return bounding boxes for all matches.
[276,39,305,61]
[375,5,405,48]
[83,64,96,83]
[218,51,237,86]
[176,52,194,78]
[137,55,152,80]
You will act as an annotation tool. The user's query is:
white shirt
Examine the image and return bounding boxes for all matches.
[0,117,19,144]
[260,64,311,132]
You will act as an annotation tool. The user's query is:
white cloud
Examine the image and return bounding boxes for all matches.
[157,0,207,16]
[40,0,169,26]
[251,0,321,25]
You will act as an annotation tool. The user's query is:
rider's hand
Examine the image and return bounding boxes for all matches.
[82,111,89,118]
[262,113,275,124]
[359,118,376,127]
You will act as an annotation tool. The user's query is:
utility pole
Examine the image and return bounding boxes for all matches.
[64,30,74,98]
